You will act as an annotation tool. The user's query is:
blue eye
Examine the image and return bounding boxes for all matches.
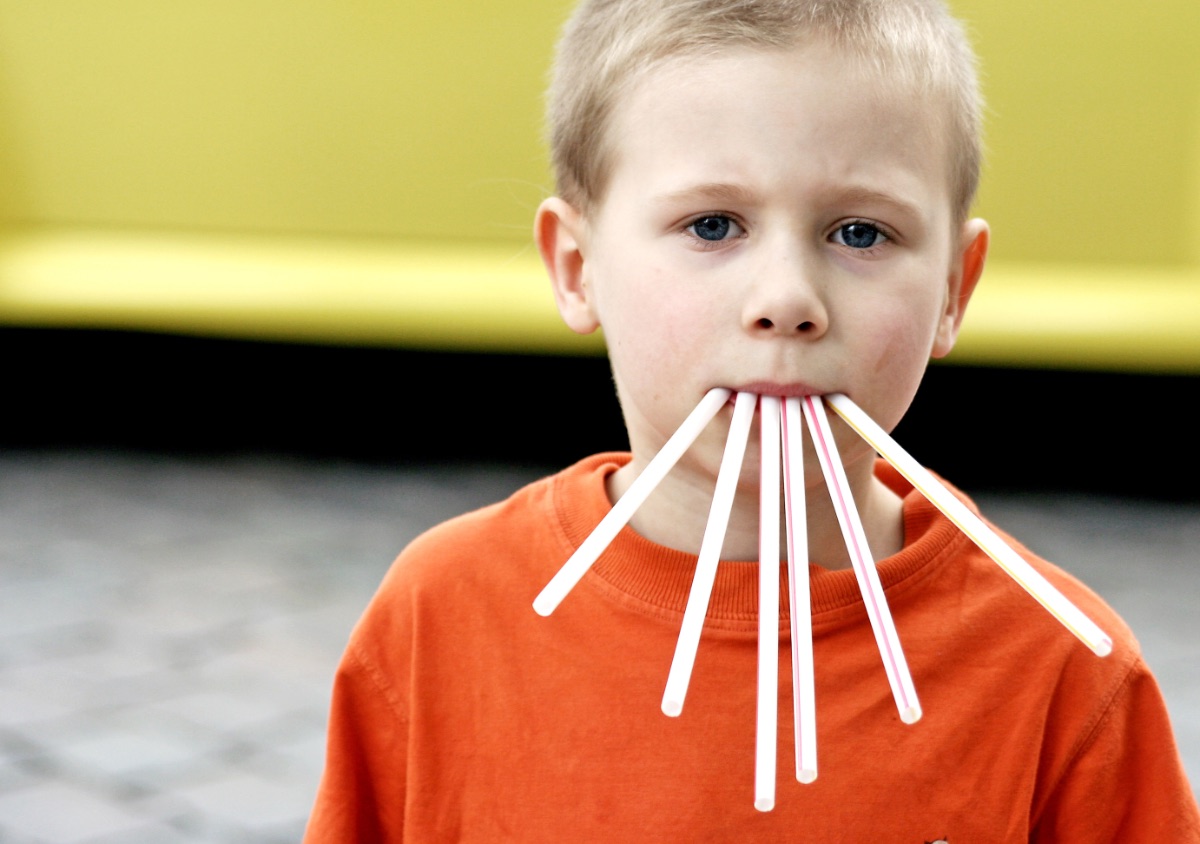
[833,222,887,249]
[689,215,736,242]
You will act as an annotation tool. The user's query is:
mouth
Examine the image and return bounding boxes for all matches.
[728,382,824,399]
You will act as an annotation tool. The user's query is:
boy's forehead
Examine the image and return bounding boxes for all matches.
[598,44,954,215]
[622,41,944,137]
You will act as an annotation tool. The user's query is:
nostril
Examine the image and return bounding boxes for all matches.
[798,321,815,332]
[756,317,774,329]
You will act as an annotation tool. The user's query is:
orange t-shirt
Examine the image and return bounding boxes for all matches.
[305,454,1199,842]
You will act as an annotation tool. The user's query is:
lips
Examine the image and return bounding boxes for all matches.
[729,382,823,398]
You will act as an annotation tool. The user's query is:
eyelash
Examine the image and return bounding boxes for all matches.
[682,213,746,250]
[680,215,897,254]
[828,219,894,254]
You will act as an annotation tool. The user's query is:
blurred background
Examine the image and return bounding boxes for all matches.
[0,1,1197,841]
[0,0,1199,483]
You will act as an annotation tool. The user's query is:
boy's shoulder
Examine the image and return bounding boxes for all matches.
[342,452,630,683]
[375,452,630,601]
[883,460,1141,670]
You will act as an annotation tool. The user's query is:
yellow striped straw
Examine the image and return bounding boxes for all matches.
[824,393,1113,657]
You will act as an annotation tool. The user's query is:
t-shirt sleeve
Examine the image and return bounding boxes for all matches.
[1032,658,1200,841]
[303,633,409,843]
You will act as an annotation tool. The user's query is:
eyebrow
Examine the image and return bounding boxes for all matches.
[653,182,760,208]
[832,185,926,222]
[653,181,927,222]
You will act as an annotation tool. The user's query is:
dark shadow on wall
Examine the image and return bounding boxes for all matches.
[0,327,625,470]
[1,327,1195,500]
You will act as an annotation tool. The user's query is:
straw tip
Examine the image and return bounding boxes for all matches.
[754,797,775,813]
[1093,637,1114,658]
[798,768,818,785]
[531,596,556,617]
[900,705,922,725]
[661,699,683,718]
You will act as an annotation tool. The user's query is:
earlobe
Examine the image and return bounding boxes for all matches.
[535,197,600,335]
[931,218,989,359]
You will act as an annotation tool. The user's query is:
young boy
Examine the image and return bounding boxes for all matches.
[305,0,1200,840]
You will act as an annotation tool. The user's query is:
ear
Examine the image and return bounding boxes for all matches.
[931,218,989,359]
[534,196,600,334]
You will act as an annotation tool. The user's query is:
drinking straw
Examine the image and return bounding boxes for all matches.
[803,396,922,724]
[533,387,733,617]
[823,393,1114,657]
[755,395,781,812]
[781,397,818,783]
[662,390,757,717]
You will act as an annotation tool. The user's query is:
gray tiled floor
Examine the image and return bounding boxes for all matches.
[0,452,1196,842]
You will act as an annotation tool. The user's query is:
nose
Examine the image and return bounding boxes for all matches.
[741,253,828,339]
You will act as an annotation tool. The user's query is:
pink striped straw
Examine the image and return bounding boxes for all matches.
[782,397,818,783]
[823,393,1112,657]
[802,396,921,724]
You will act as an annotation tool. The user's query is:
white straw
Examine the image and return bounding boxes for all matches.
[662,390,756,717]
[781,397,818,783]
[533,387,733,617]
[755,395,781,812]
[803,396,922,724]
[823,393,1113,657]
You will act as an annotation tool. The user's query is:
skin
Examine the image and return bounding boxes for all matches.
[536,41,989,569]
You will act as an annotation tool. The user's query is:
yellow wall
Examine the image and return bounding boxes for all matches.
[0,1,565,241]
[0,1,1197,368]
[962,1,1200,268]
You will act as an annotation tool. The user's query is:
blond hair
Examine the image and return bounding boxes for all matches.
[546,0,982,221]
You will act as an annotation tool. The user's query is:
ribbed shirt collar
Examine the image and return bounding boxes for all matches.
[553,452,972,625]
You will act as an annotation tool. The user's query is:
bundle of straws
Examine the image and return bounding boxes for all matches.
[533,388,1112,812]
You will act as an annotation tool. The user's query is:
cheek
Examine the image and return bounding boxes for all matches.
[860,294,945,426]
[656,298,712,351]
[864,284,946,370]
[603,266,712,355]
[868,321,931,376]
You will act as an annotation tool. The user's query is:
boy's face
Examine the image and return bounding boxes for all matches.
[541,41,987,486]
